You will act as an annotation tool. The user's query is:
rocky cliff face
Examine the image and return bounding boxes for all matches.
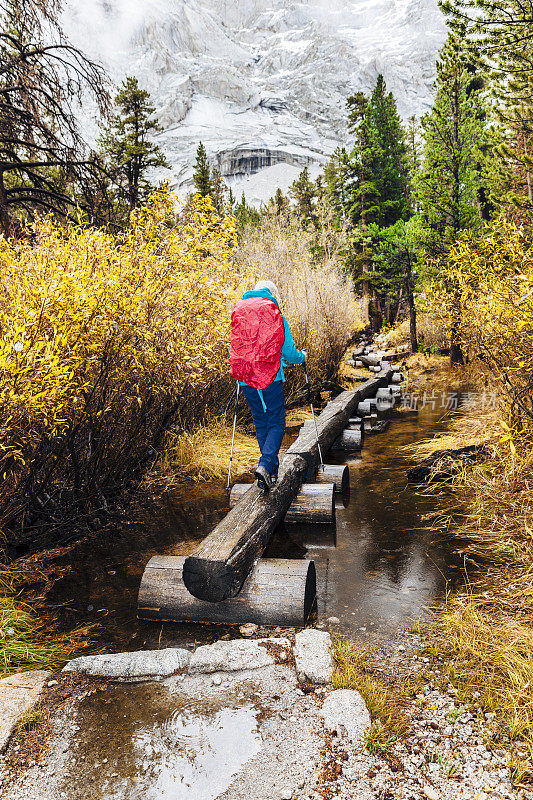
[63,0,447,205]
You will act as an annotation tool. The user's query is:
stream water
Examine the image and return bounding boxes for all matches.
[49,402,463,651]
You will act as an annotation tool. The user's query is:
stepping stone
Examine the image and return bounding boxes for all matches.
[320,689,371,744]
[293,629,333,685]
[62,648,191,681]
[0,670,51,752]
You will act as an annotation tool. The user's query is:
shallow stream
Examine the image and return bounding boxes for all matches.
[50,401,463,651]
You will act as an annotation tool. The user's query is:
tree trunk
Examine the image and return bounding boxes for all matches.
[406,258,418,352]
[0,167,12,237]
[450,317,464,367]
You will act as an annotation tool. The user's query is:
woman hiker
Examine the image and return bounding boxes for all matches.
[230,280,307,493]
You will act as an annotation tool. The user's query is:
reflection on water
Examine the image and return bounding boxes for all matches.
[303,404,462,637]
[64,683,261,800]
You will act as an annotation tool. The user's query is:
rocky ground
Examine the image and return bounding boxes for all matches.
[0,628,525,800]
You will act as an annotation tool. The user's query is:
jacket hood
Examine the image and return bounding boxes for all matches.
[242,288,279,308]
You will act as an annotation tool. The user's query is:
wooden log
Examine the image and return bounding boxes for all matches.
[229,483,335,525]
[182,373,390,602]
[359,354,381,367]
[357,398,377,415]
[331,429,362,451]
[138,557,317,627]
[314,464,349,493]
[346,416,363,432]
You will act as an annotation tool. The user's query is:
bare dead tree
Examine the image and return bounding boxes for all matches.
[0,0,110,235]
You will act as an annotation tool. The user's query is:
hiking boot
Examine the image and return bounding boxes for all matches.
[255,465,274,494]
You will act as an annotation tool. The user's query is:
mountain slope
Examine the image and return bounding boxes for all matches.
[63,0,447,204]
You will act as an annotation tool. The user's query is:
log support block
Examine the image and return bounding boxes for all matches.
[230,483,335,525]
[314,464,349,494]
[331,429,362,452]
[138,557,317,627]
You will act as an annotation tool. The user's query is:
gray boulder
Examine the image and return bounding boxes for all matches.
[0,670,52,752]
[320,689,371,744]
[188,638,289,674]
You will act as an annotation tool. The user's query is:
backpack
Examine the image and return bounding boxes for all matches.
[230,297,285,389]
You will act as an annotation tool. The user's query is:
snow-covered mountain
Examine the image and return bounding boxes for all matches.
[63,0,447,205]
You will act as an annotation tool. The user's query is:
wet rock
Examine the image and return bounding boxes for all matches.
[239,623,258,637]
[320,689,371,744]
[407,445,487,483]
[62,648,190,681]
[188,638,288,674]
[293,629,333,685]
[0,670,52,752]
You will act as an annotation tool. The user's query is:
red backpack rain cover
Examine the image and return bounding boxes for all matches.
[230,297,285,389]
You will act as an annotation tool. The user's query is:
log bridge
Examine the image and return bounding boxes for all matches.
[138,364,394,627]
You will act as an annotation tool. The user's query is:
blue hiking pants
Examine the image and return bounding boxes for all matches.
[243,380,286,476]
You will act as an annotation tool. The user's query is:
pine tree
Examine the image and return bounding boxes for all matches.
[101,76,169,212]
[369,220,419,350]
[210,166,226,213]
[347,75,411,228]
[416,36,486,257]
[416,35,488,364]
[290,167,317,228]
[269,187,289,217]
[442,0,530,218]
[192,142,213,197]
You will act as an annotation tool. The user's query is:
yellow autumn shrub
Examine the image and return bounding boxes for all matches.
[0,189,241,547]
[427,220,533,421]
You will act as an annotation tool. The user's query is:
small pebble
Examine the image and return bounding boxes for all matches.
[211,674,222,686]
[239,623,258,637]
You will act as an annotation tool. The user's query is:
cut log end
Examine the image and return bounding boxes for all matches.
[315,464,349,494]
[138,556,317,627]
[331,429,362,452]
[182,557,239,603]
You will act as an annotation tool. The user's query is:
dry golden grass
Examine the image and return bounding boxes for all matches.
[332,639,410,752]
[405,409,501,459]
[408,386,533,784]
[146,421,260,488]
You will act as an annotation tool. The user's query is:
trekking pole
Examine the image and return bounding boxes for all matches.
[304,361,324,471]
[226,383,240,494]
